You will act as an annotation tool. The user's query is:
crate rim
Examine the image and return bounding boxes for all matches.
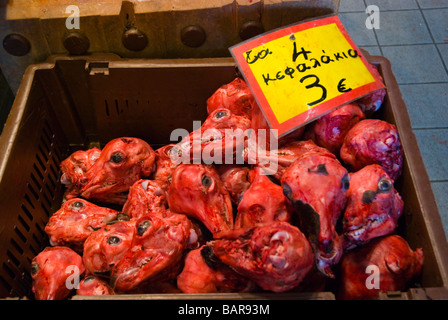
[1,52,448,300]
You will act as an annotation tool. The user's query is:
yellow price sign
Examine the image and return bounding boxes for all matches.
[230,15,385,137]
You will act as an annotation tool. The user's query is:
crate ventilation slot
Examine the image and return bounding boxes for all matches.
[1,120,64,297]
[104,99,135,117]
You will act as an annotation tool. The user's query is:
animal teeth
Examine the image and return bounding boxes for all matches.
[188,228,198,245]
[368,215,387,226]
[269,255,287,269]
[348,227,366,239]
[270,231,290,243]
[141,180,149,191]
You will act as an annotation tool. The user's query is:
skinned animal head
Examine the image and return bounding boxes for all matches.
[235,166,292,228]
[31,246,85,300]
[45,198,121,253]
[209,222,314,292]
[166,164,233,235]
[340,119,403,181]
[110,213,192,292]
[79,137,156,204]
[342,164,403,250]
[122,179,168,219]
[281,152,349,278]
[304,103,365,154]
[174,108,251,165]
[338,235,424,300]
[82,220,136,277]
[206,77,255,117]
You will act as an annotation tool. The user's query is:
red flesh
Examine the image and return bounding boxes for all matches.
[338,235,424,300]
[304,103,365,154]
[76,276,115,295]
[342,164,403,250]
[111,213,192,292]
[31,246,85,300]
[281,152,348,278]
[45,198,120,253]
[122,179,168,219]
[175,108,251,165]
[355,64,386,115]
[60,147,101,195]
[177,245,255,293]
[82,220,136,276]
[153,143,179,191]
[340,119,403,181]
[247,139,334,180]
[235,166,292,228]
[166,164,234,235]
[73,137,156,205]
[217,164,251,204]
[206,77,255,117]
[210,222,314,292]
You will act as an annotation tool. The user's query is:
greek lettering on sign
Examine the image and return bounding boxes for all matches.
[230,15,385,137]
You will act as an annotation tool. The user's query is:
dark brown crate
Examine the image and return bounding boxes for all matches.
[0,52,447,300]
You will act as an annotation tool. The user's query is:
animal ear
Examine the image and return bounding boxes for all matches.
[385,252,407,274]
[200,245,222,270]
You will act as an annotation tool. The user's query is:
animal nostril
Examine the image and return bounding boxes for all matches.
[137,220,151,236]
[341,174,350,190]
[323,240,333,255]
[362,190,377,204]
[344,215,355,223]
[282,183,293,201]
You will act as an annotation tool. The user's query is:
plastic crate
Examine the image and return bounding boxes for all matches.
[0,52,447,300]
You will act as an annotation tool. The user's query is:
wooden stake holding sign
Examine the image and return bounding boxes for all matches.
[230,15,385,138]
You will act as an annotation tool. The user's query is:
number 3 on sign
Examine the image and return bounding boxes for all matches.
[300,74,327,107]
[230,15,385,138]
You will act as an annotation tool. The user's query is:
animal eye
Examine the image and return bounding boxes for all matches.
[106,236,121,245]
[378,178,392,192]
[137,220,152,236]
[83,276,96,283]
[70,200,85,210]
[110,152,124,163]
[341,174,350,190]
[215,110,227,119]
[202,175,212,188]
[31,263,39,275]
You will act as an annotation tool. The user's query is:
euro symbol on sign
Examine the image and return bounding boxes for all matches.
[337,78,352,93]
